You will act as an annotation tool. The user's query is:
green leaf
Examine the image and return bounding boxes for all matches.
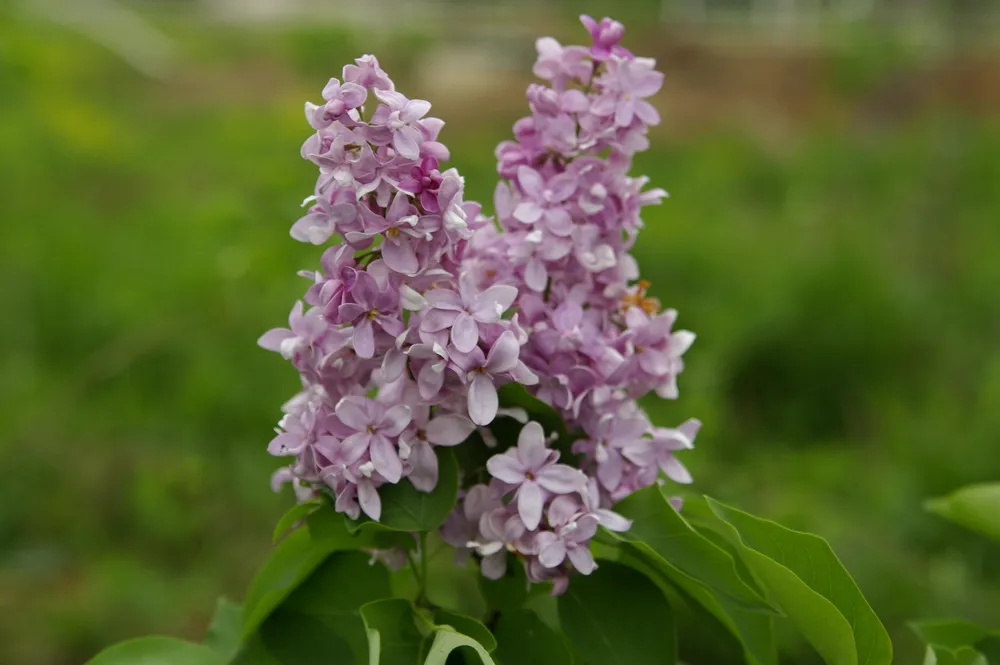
[611,486,772,612]
[423,629,497,665]
[378,447,459,532]
[238,551,393,665]
[925,483,1000,542]
[204,597,243,661]
[707,498,892,665]
[480,565,531,614]
[272,499,321,542]
[558,560,677,665]
[434,610,497,653]
[243,508,407,638]
[86,637,225,665]
[361,598,427,665]
[911,620,993,651]
[610,540,778,665]
[494,609,574,665]
[923,644,989,665]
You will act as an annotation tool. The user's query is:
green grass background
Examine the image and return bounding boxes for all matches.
[2,6,999,665]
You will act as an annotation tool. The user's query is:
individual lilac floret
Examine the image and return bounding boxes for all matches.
[334,396,411,483]
[336,272,403,358]
[451,331,536,426]
[536,512,600,574]
[624,418,700,484]
[579,15,632,61]
[486,422,587,530]
[422,279,519,353]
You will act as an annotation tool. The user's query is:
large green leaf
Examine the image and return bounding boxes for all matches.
[86,637,226,665]
[361,598,427,665]
[923,645,989,665]
[925,483,1000,542]
[242,509,406,638]
[204,597,243,661]
[272,499,322,542]
[707,498,892,665]
[912,619,1000,665]
[237,550,393,665]
[611,486,772,612]
[378,447,460,531]
[434,610,496,653]
[494,609,574,665]
[423,629,497,665]
[558,561,677,665]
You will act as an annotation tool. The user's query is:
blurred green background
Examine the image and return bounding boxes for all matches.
[2,0,1000,663]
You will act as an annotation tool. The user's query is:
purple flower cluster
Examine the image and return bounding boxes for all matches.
[261,16,700,594]
[261,53,536,521]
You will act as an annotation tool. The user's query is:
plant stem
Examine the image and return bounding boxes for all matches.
[418,531,429,606]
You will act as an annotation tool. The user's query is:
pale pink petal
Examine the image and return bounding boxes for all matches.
[420,308,460,332]
[569,515,600,542]
[480,551,507,580]
[393,126,422,160]
[258,328,294,352]
[547,495,581,527]
[267,432,302,456]
[538,464,588,494]
[596,509,632,532]
[524,258,548,292]
[401,99,431,123]
[468,373,499,426]
[615,98,635,127]
[675,418,701,447]
[417,362,445,400]
[379,405,412,437]
[357,480,381,521]
[517,480,544,531]
[382,237,419,276]
[340,432,371,464]
[408,440,438,492]
[516,421,548,469]
[381,348,407,382]
[472,285,518,322]
[336,396,372,431]
[425,414,476,446]
[516,165,545,198]
[538,536,567,569]
[353,319,375,358]
[660,455,693,484]
[370,434,402,484]
[424,289,464,311]
[513,201,543,224]
[567,547,596,575]
[486,452,527,485]
[451,312,480,354]
[484,330,519,374]
[596,451,624,491]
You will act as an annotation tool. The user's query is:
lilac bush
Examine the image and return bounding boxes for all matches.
[259,14,699,593]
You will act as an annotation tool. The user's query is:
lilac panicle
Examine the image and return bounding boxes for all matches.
[260,19,699,596]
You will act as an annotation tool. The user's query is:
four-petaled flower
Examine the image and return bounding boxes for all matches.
[336,272,403,358]
[335,396,412,483]
[486,422,587,530]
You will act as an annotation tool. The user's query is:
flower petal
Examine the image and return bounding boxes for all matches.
[472,285,518,322]
[468,373,499,426]
[340,432,371,464]
[538,464,588,494]
[539,538,567,569]
[381,237,419,275]
[451,312,480,353]
[516,421,548,469]
[516,165,544,198]
[336,396,372,431]
[517,480,544,531]
[370,434,402,484]
[357,480,381,521]
[480,551,507,580]
[484,330,519,373]
[408,440,439,492]
[379,404,412,436]
[486,452,526,485]
[353,319,375,358]
[513,201,543,224]
[567,546,596,575]
[425,414,476,446]
[660,454,693,484]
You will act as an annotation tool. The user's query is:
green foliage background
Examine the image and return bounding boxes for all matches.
[1,5,999,664]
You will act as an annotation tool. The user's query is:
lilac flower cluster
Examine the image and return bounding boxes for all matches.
[260,16,700,594]
[261,54,538,521]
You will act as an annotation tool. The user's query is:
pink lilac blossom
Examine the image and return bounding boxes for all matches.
[260,16,699,595]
